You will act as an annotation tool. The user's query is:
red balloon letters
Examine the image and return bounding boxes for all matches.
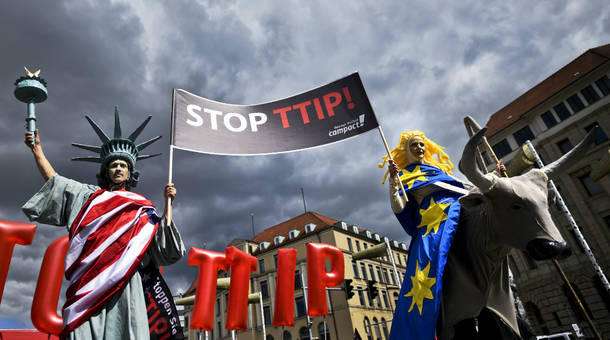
[0,220,345,334]
[0,219,36,303]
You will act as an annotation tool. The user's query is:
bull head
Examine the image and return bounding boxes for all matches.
[458,126,598,260]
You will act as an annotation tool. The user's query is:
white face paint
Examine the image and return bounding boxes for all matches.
[107,159,130,185]
[406,135,425,163]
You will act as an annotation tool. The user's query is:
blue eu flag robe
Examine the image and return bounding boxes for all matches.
[389,163,465,340]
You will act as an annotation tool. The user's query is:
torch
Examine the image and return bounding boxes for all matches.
[14,67,48,144]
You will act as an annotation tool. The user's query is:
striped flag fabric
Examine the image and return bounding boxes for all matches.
[61,189,160,335]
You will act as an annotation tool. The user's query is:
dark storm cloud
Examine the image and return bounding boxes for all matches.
[1,0,608,328]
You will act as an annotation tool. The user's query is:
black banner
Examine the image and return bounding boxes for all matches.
[171,72,378,155]
[141,264,184,340]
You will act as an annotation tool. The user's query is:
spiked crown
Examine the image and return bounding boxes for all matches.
[72,107,161,187]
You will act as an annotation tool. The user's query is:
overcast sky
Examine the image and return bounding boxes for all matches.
[0,0,608,329]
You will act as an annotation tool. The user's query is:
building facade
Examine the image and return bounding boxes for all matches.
[182,211,411,340]
[483,44,610,338]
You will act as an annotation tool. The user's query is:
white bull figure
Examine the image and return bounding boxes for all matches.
[438,126,598,340]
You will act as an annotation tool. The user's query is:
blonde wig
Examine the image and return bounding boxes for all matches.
[379,130,454,183]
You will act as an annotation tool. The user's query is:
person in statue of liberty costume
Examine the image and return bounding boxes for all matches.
[22,108,185,340]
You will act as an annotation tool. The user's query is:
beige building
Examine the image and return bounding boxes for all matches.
[182,211,411,340]
[483,44,610,338]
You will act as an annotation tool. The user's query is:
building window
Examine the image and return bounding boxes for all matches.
[263,305,272,325]
[389,269,396,285]
[274,254,278,269]
[282,331,293,340]
[299,327,310,340]
[295,270,302,289]
[352,261,360,278]
[267,336,275,340]
[376,266,383,283]
[541,111,558,129]
[381,318,390,339]
[554,102,571,121]
[492,139,512,159]
[604,215,610,228]
[556,138,573,154]
[364,317,373,340]
[218,321,223,338]
[578,173,604,196]
[513,125,535,146]
[595,75,610,96]
[358,287,366,306]
[368,264,376,281]
[216,298,220,315]
[585,122,609,145]
[361,263,368,280]
[382,268,389,283]
[347,237,353,252]
[259,259,265,273]
[372,317,382,340]
[355,240,361,252]
[363,242,368,250]
[260,280,269,299]
[566,94,585,113]
[581,85,600,104]
[318,322,331,340]
[393,292,399,306]
[295,296,307,317]
[382,290,390,309]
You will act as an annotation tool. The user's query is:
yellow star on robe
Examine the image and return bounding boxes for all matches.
[404,261,436,315]
[399,165,429,189]
[417,197,451,237]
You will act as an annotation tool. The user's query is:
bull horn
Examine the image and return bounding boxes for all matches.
[459,127,495,192]
[542,126,599,179]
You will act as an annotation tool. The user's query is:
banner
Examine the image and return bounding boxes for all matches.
[171,72,378,155]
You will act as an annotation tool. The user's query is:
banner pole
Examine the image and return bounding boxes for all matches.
[166,89,176,225]
[166,145,174,225]
[377,126,409,202]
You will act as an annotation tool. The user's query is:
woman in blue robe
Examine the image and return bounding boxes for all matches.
[380,131,468,340]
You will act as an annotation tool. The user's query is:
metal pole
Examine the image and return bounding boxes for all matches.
[259,292,266,339]
[300,272,314,340]
[301,187,307,213]
[384,239,402,287]
[323,318,327,340]
[525,140,604,340]
[525,141,610,294]
[232,330,236,340]
[205,330,208,340]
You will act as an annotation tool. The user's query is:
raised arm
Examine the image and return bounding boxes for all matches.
[25,129,56,181]
[163,183,176,225]
[388,159,407,213]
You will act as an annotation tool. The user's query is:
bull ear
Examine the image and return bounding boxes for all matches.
[459,192,486,210]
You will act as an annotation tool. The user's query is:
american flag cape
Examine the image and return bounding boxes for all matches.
[61,189,160,335]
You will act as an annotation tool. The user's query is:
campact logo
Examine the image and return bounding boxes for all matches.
[328,114,365,137]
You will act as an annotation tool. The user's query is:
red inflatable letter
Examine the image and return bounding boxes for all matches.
[188,248,228,330]
[0,219,36,303]
[31,236,69,335]
[272,248,297,326]
[306,243,344,316]
[225,246,257,331]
